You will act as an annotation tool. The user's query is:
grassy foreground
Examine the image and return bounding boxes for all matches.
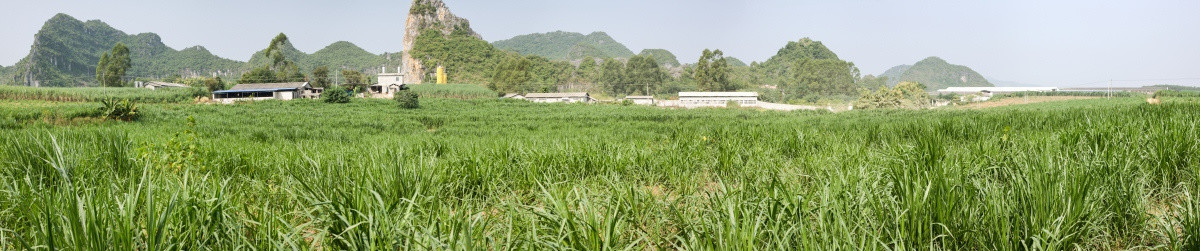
[1,96,1199,250]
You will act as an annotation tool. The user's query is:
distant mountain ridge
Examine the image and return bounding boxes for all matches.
[492,31,635,61]
[2,13,400,87]
[637,49,680,67]
[881,57,992,90]
[246,40,400,78]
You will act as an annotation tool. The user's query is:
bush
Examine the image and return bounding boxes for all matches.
[394,90,420,109]
[726,100,740,108]
[323,86,351,104]
[98,98,139,121]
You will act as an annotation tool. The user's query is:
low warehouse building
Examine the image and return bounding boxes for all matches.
[625,96,655,105]
[212,82,320,103]
[525,93,593,103]
[678,92,759,107]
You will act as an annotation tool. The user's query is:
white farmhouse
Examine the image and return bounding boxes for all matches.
[371,66,406,98]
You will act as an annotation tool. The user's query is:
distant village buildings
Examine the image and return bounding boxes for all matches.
[212,82,321,103]
[525,93,593,103]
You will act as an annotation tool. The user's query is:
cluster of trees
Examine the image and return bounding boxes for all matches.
[855,81,931,109]
[239,34,306,84]
[422,34,945,105]
[96,43,132,87]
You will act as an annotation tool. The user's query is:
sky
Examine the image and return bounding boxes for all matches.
[1,0,1198,87]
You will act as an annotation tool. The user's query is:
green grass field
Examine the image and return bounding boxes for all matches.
[1,89,1198,249]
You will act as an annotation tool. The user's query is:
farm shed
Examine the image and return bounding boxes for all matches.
[136,81,188,90]
[625,96,655,105]
[678,92,758,107]
[526,93,593,103]
[212,82,319,103]
[371,67,406,98]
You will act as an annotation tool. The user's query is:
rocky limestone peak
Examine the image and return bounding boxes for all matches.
[401,0,480,84]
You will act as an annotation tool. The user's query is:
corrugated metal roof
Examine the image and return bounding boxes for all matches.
[678,92,758,97]
[229,82,309,91]
[525,92,589,98]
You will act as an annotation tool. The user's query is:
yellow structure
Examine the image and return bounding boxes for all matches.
[436,66,447,84]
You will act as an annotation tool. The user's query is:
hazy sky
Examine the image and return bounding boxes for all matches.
[2,0,1198,86]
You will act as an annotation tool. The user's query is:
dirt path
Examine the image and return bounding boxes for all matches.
[955,96,1100,109]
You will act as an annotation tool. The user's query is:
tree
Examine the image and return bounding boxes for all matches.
[204,77,225,92]
[96,43,131,87]
[490,56,532,93]
[322,85,351,103]
[855,81,931,109]
[340,70,366,91]
[394,90,419,109]
[576,56,598,82]
[625,55,665,95]
[311,66,331,88]
[240,33,304,84]
[599,58,627,95]
[857,74,888,90]
[793,59,858,96]
[694,49,733,91]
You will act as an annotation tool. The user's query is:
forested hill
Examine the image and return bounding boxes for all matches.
[1,13,244,87]
[883,57,992,90]
[492,31,635,61]
[245,40,400,77]
[3,13,402,87]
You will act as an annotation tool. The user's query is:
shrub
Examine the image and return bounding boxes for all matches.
[395,90,420,109]
[98,98,139,121]
[726,100,740,108]
[323,86,351,104]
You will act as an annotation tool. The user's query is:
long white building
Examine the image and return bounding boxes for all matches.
[936,87,1058,95]
[678,92,759,107]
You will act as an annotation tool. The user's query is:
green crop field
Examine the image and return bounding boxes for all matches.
[1,89,1199,249]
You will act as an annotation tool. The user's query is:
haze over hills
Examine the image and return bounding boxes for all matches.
[2,13,401,87]
[880,65,911,86]
[492,31,635,61]
[881,57,992,90]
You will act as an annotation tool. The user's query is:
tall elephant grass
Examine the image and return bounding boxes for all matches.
[0,85,204,103]
[1,97,1198,249]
